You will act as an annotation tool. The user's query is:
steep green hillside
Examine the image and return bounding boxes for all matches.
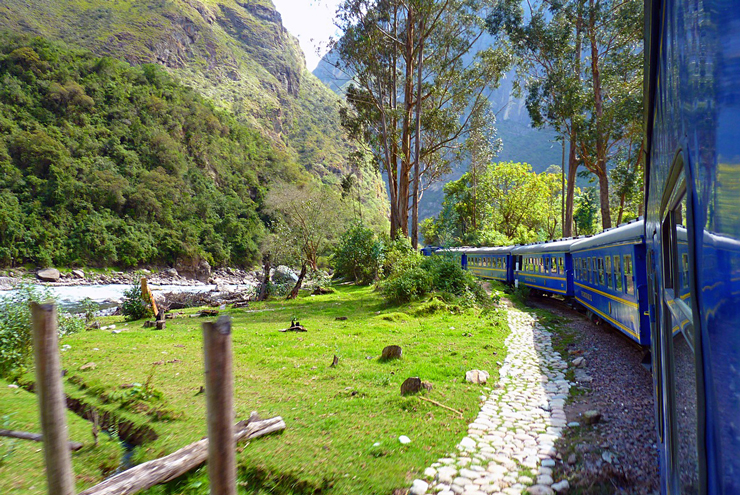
[0,34,299,268]
[0,0,385,199]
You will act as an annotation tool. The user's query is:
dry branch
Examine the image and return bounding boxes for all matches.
[0,429,83,451]
[78,414,285,495]
[418,397,463,418]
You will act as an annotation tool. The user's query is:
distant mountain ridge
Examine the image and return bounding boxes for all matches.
[313,31,562,220]
[0,0,386,195]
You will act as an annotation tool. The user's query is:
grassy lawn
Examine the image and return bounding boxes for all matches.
[2,285,509,494]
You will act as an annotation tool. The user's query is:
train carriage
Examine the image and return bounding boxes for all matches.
[644,0,740,486]
[511,239,575,296]
[569,220,650,346]
[464,246,513,283]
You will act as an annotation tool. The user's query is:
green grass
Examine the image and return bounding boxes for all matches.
[0,379,122,493]
[4,285,509,494]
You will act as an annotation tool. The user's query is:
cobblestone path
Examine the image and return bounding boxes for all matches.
[410,307,572,495]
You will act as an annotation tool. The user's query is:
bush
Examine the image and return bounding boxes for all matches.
[332,223,384,284]
[379,253,488,306]
[0,284,83,377]
[381,235,417,278]
[378,265,431,304]
[121,285,152,321]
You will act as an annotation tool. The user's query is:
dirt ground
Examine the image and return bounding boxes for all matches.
[526,293,660,494]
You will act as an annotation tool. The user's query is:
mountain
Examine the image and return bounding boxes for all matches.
[313,33,563,220]
[0,0,387,209]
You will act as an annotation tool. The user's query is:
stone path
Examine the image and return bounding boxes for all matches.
[410,308,572,495]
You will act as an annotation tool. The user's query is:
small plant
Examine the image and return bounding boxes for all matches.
[78,297,99,323]
[120,284,152,321]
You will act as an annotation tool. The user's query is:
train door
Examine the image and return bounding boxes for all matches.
[657,161,704,494]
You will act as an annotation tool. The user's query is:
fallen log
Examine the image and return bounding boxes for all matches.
[78,413,285,495]
[0,429,83,451]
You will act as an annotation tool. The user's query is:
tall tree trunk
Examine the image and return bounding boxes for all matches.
[564,130,579,237]
[589,0,611,228]
[411,15,425,249]
[398,8,415,239]
[257,254,271,302]
[564,4,582,237]
[287,264,307,300]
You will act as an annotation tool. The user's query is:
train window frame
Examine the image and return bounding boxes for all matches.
[624,254,634,295]
[598,258,605,286]
[614,255,623,292]
[605,256,613,289]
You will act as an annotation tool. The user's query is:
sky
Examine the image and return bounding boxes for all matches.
[271,0,343,71]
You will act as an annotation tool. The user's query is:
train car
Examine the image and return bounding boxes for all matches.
[569,220,650,346]
[434,247,468,270]
[464,246,514,283]
[511,239,575,296]
[644,0,740,488]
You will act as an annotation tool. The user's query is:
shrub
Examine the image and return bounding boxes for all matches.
[381,235,417,278]
[378,265,431,304]
[0,284,83,377]
[332,223,384,284]
[121,284,152,321]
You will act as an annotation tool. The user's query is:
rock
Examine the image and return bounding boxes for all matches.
[410,479,429,495]
[582,410,602,425]
[399,435,411,444]
[541,459,556,468]
[381,345,402,361]
[527,485,555,495]
[567,454,576,465]
[567,422,580,428]
[335,316,348,321]
[36,268,60,282]
[163,268,179,278]
[156,321,166,330]
[8,384,18,389]
[80,362,96,371]
[87,321,101,330]
[601,451,615,464]
[422,381,433,391]
[460,437,476,449]
[572,357,585,368]
[551,480,569,493]
[401,377,423,396]
[144,321,156,328]
[465,369,490,384]
[71,269,85,279]
[536,475,553,485]
[272,265,299,284]
[175,257,211,283]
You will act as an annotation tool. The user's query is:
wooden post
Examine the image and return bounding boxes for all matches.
[141,277,158,317]
[31,302,75,495]
[202,316,236,495]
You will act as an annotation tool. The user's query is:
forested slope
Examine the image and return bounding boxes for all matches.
[0,34,300,268]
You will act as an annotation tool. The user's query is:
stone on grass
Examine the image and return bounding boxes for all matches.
[582,410,602,425]
[399,435,411,444]
[401,377,422,396]
[572,357,585,368]
[551,480,569,493]
[36,268,60,282]
[410,479,429,495]
[80,362,96,371]
[465,370,490,384]
[567,454,576,465]
[527,485,555,495]
[381,345,403,361]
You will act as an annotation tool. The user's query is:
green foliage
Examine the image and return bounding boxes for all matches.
[0,33,308,268]
[379,253,488,305]
[332,223,385,284]
[429,161,565,246]
[0,284,83,377]
[574,187,599,235]
[120,285,152,321]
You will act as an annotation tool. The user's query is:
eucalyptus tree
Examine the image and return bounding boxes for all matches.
[333,0,510,245]
[487,0,643,231]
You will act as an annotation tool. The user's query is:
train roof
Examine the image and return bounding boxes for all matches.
[570,219,645,252]
[511,238,578,255]
[464,246,514,255]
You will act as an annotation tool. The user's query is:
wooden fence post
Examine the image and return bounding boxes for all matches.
[31,302,75,495]
[202,316,236,495]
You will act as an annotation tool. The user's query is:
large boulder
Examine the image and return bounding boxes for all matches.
[36,268,61,282]
[175,257,211,283]
[272,265,298,284]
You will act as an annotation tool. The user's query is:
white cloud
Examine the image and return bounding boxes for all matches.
[271,0,343,71]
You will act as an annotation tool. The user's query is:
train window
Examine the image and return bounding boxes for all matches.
[587,257,592,283]
[605,256,613,289]
[614,256,623,291]
[559,257,564,275]
[624,255,634,295]
[598,258,605,285]
[681,253,689,289]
